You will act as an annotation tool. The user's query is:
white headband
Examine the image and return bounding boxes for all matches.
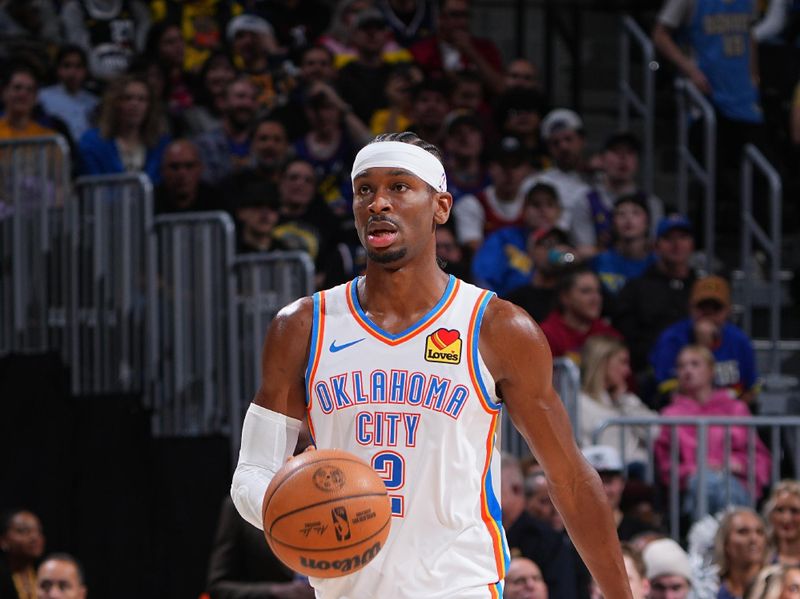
[351,141,447,192]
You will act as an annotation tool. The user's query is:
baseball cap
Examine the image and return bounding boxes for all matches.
[655,214,692,238]
[354,8,387,29]
[642,538,693,583]
[582,445,623,473]
[690,275,731,308]
[603,131,641,153]
[444,110,481,135]
[540,108,583,140]
[227,14,274,42]
[489,136,527,165]
[531,226,570,246]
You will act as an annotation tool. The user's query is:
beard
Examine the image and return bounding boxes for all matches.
[367,248,407,264]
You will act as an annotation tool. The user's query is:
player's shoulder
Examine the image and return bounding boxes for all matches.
[271,295,315,338]
[480,295,549,348]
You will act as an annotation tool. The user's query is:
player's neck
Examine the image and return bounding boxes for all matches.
[359,261,451,328]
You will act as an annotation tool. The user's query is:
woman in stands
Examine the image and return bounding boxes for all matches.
[745,563,800,599]
[714,507,768,599]
[0,509,45,599]
[764,481,800,565]
[77,73,171,184]
[578,335,658,477]
[654,345,771,516]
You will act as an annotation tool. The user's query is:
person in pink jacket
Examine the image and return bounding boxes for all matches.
[654,345,771,516]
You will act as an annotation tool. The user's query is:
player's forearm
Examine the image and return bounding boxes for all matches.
[549,469,632,599]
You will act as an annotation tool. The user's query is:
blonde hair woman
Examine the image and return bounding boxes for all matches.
[763,481,800,566]
[745,564,800,599]
[578,336,658,470]
[714,507,768,599]
[78,73,170,183]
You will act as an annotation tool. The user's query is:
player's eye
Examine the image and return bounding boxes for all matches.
[392,182,409,191]
[358,184,372,195]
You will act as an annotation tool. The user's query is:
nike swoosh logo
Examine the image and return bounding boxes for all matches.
[329,338,365,353]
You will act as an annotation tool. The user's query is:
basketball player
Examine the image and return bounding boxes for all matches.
[231,132,632,598]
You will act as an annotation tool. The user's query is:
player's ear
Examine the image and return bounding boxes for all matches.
[433,191,452,225]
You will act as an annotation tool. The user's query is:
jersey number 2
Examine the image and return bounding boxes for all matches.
[372,451,405,517]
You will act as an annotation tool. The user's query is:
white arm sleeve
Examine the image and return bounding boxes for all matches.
[231,404,302,530]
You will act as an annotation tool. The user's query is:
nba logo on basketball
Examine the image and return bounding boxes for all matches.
[331,507,351,541]
[424,328,462,364]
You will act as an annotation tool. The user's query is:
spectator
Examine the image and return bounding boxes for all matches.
[273,158,348,288]
[654,345,771,517]
[246,117,291,183]
[745,563,800,599]
[504,57,540,91]
[180,52,235,136]
[582,445,655,541]
[650,275,759,404]
[143,22,195,120]
[643,538,694,599]
[0,509,45,599]
[154,140,223,215]
[410,0,504,94]
[149,0,244,72]
[251,0,331,63]
[504,226,576,323]
[532,109,595,255]
[77,74,170,183]
[539,266,622,362]
[60,0,151,82]
[449,71,485,115]
[36,553,86,599]
[612,214,698,389]
[206,496,314,599]
[194,77,258,185]
[494,88,548,168]
[369,63,421,135]
[501,454,578,599]
[763,480,800,566]
[378,0,438,48]
[0,0,61,62]
[435,224,470,281]
[337,9,402,123]
[453,136,535,251]
[524,472,562,532]
[591,194,656,297]
[233,179,285,254]
[227,14,290,111]
[585,132,664,248]
[715,507,768,599]
[578,337,658,470]
[37,45,98,144]
[292,81,371,219]
[442,110,489,203]
[0,63,56,139]
[504,556,549,599]
[407,77,450,149]
[590,543,651,599]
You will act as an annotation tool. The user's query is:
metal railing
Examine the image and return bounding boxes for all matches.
[68,174,154,395]
[502,357,581,457]
[675,78,717,271]
[740,144,783,376]
[619,14,656,194]
[593,415,800,540]
[0,135,71,356]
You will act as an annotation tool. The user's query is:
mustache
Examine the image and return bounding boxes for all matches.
[366,215,400,228]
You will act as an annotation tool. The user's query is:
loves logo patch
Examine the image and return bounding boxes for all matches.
[424,328,462,364]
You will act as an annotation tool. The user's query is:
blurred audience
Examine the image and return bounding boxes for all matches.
[154,139,223,215]
[504,556,549,599]
[0,509,45,599]
[78,73,170,182]
[0,63,56,139]
[504,57,539,91]
[714,507,768,599]
[745,563,800,599]
[441,110,489,203]
[36,553,86,599]
[763,480,800,566]
[643,538,693,599]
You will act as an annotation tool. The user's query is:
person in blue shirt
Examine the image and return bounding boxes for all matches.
[591,194,656,296]
[78,73,170,184]
[649,275,759,406]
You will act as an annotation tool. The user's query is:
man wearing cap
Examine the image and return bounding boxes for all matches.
[650,274,759,404]
[530,108,596,256]
[337,9,406,123]
[442,110,490,204]
[584,132,664,249]
[233,177,286,254]
[612,214,698,398]
[642,538,693,599]
[452,136,536,251]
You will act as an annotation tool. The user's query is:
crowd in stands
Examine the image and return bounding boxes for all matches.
[1,0,799,597]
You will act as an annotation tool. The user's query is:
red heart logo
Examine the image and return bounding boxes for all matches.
[433,328,460,348]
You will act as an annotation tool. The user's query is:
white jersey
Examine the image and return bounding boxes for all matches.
[305,275,509,599]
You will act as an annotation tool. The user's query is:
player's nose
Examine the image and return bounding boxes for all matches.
[368,189,392,212]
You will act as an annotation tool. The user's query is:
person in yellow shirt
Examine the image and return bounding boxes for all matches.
[0,64,56,140]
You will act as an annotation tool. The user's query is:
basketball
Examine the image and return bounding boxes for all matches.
[262,448,392,578]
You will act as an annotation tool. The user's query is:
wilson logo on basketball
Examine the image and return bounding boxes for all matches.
[424,328,462,364]
[331,506,351,541]
[312,465,345,491]
[299,541,382,573]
